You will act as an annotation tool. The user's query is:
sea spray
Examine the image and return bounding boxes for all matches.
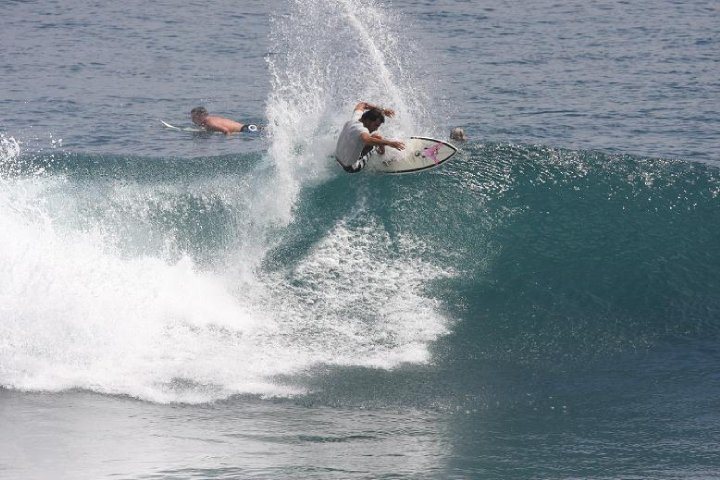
[266,0,434,191]
[0,135,22,177]
[0,151,288,402]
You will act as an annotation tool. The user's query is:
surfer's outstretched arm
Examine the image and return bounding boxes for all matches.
[360,131,404,152]
[354,101,395,118]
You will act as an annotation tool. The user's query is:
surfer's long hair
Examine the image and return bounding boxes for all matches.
[360,108,385,124]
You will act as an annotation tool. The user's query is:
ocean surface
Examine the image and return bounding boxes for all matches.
[1,0,719,478]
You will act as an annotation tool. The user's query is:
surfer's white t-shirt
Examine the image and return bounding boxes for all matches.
[335,109,369,168]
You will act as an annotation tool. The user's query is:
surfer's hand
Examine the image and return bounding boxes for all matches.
[388,140,405,151]
[383,108,396,118]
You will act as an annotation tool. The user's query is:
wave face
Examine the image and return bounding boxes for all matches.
[2,129,719,403]
[437,143,720,367]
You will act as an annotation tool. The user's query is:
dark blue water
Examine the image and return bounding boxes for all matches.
[2,1,719,479]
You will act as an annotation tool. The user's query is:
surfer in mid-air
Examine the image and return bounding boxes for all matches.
[334,101,405,173]
[190,106,258,134]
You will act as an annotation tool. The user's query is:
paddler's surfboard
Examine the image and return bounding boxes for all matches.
[161,120,262,133]
[365,136,457,174]
[160,120,205,132]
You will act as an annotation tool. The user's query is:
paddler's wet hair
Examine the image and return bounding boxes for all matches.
[191,106,208,118]
[360,108,385,124]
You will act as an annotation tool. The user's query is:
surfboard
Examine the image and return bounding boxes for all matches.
[160,120,205,132]
[365,137,458,174]
[161,120,262,133]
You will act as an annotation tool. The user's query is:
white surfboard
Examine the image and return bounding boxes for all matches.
[160,120,205,132]
[365,137,458,174]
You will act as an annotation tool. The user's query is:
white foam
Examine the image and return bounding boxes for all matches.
[0,177,286,402]
[258,213,453,371]
[0,157,454,403]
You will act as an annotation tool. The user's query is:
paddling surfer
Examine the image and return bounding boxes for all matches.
[190,107,258,134]
[334,102,405,173]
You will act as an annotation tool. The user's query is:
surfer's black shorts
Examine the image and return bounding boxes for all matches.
[341,160,364,173]
[337,149,372,173]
